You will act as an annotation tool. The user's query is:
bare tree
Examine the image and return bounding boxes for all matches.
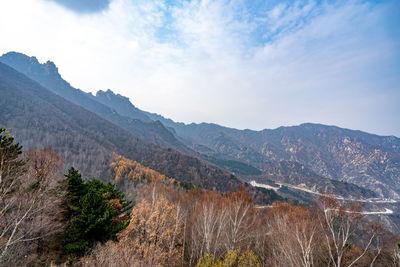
[317,194,376,267]
[252,210,271,266]
[223,189,255,253]
[392,242,400,266]
[188,191,227,264]
[267,202,321,267]
[0,148,63,264]
[79,240,144,267]
[81,181,184,267]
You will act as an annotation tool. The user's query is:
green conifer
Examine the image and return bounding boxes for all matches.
[61,168,130,256]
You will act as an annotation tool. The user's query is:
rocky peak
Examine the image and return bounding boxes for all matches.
[94,89,151,122]
[0,52,65,88]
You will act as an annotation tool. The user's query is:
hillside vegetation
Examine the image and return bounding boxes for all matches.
[0,130,399,266]
[1,52,400,266]
[0,52,387,201]
[0,61,242,193]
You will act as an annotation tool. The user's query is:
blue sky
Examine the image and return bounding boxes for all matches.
[0,0,399,136]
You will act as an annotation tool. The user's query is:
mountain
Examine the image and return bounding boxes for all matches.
[146,117,400,198]
[141,113,400,198]
[0,61,245,194]
[0,52,192,155]
[79,87,400,199]
[0,51,385,200]
[85,92,383,198]
[88,91,389,198]
[77,89,378,199]
[93,89,151,122]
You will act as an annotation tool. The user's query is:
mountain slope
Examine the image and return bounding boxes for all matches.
[84,89,379,199]
[0,52,192,155]
[0,61,243,193]
[143,115,400,198]
[0,51,386,200]
[93,89,151,122]
[239,124,400,198]
[97,93,400,198]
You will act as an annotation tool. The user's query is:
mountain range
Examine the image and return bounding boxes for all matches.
[1,51,399,202]
[0,60,244,194]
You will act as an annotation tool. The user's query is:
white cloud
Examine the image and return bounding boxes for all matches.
[0,0,399,136]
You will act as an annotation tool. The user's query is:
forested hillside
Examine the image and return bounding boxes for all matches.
[85,88,385,199]
[0,61,242,193]
[0,54,399,266]
[0,130,399,266]
[1,0,398,265]
[0,52,192,155]
[0,52,379,201]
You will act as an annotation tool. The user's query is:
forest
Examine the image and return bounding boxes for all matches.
[1,127,400,267]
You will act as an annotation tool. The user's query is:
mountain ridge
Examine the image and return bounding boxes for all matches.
[0,61,246,194]
[1,51,397,200]
[0,51,193,155]
[88,86,400,199]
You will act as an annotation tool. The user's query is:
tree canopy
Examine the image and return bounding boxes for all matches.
[61,167,131,256]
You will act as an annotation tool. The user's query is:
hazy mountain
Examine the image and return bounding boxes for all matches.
[0,61,245,194]
[85,89,383,199]
[85,85,400,199]
[0,52,192,155]
[142,114,400,198]
[92,89,152,123]
[86,88,378,198]
[0,52,384,200]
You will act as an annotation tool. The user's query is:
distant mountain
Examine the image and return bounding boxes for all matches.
[0,52,192,155]
[93,89,151,122]
[0,61,245,194]
[76,90,377,199]
[78,81,400,198]
[141,114,400,198]
[91,89,189,144]
[0,51,384,200]
[76,90,392,197]
[83,89,383,199]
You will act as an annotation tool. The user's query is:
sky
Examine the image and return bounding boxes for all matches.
[0,0,399,137]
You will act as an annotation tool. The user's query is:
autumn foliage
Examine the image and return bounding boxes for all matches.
[1,132,399,266]
[80,154,400,266]
[0,128,64,265]
[111,152,174,183]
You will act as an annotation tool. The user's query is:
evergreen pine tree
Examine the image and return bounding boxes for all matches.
[61,168,130,256]
[0,128,24,186]
[62,167,87,220]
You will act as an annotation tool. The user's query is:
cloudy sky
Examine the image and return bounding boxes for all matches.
[0,0,399,136]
